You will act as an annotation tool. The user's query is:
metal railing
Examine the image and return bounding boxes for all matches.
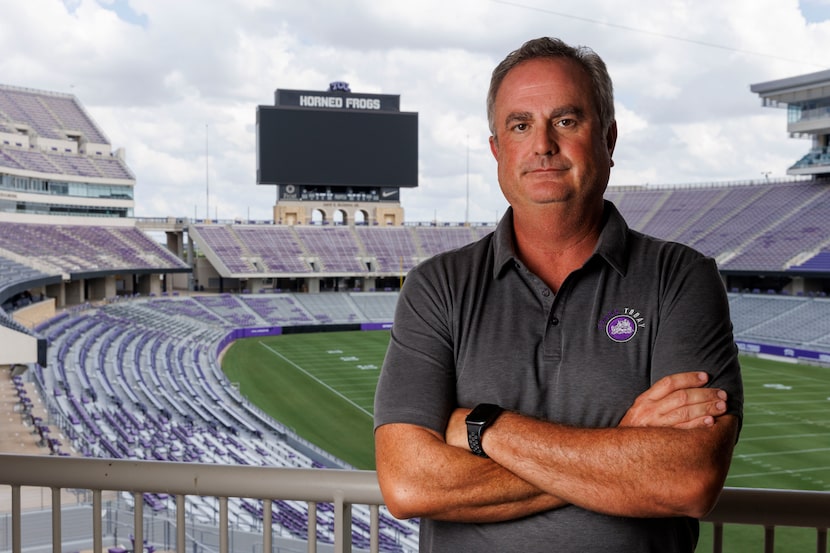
[0,454,385,553]
[1,453,829,553]
[703,487,830,553]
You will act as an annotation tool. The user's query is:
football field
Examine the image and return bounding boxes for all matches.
[222,330,830,550]
[726,356,830,491]
[222,330,388,469]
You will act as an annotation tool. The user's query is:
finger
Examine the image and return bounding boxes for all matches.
[663,395,728,427]
[656,388,727,416]
[671,416,717,430]
[646,371,709,401]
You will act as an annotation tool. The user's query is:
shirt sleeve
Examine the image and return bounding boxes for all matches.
[651,254,744,423]
[373,259,459,435]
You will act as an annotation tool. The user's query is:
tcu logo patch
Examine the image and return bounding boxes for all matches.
[598,307,646,343]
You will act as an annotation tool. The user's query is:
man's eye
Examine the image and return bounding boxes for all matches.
[513,123,529,132]
[556,119,575,128]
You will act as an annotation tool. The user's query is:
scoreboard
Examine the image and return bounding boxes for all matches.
[256,85,418,194]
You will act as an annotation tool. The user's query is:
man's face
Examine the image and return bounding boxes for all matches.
[489,57,616,212]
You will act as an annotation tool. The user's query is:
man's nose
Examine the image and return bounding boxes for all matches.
[534,124,558,156]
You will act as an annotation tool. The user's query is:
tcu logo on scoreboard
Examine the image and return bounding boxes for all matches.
[329,81,351,92]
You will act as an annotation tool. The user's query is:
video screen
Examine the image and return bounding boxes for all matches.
[257,106,418,188]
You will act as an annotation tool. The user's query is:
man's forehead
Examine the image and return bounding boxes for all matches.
[500,57,587,94]
[495,58,593,112]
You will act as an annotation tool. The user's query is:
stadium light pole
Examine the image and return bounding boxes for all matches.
[465,134,470,226]
[205,123,210,222]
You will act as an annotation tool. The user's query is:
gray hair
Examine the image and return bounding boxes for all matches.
[486,37,615,137]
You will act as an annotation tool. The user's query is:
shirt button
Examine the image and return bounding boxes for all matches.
[550,317,559,326]
[542,289,551,297]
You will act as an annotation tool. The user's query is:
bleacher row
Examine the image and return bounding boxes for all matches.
[0,221,188,280]
[728,293,830,350]
[192,223,496,275]
[0,84,133,180]
[191,181,830,277]
[31,292,416,552]
[0,146,133,180]
[0,253,57,337]
[0,221,188,356]
[0,85,107,143]
[10,373,64,455]
[605,180,830,272]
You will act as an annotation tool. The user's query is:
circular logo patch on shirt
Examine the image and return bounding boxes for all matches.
[606,314,638,343]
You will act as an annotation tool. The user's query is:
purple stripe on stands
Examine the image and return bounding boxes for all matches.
[360,322,393,331]
[736,340,830,363]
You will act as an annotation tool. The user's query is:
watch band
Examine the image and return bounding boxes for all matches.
[465,403,504,458]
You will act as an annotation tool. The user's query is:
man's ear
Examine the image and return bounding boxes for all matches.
[489,134,499,160]
[606,121,618,165]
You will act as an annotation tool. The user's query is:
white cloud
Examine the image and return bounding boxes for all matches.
[1,0,826,222]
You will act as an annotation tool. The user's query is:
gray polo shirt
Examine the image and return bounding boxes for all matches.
[374,201,743,553]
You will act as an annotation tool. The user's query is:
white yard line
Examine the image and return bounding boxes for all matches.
[259,341,373,418]
[728,466,830,479]
[736,447,830,459]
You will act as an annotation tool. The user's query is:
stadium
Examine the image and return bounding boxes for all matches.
[0,66,829,553]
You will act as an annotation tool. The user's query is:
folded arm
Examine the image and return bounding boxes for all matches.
[459,411,738,519]
[375,422,565,522]
[377,371,733,521]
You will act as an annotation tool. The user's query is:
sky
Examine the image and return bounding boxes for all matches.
[1,0,829,224]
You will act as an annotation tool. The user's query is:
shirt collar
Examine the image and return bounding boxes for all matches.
[492,207,518,278]
[593,200,629,276]
[492,200,630,279]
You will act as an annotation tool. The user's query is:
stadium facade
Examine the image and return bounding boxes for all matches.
[751,67,830,176]
[0,84,190,304]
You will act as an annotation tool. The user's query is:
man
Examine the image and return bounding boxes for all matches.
[374,37,743,552]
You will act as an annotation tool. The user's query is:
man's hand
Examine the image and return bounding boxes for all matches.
[619,371,727,429]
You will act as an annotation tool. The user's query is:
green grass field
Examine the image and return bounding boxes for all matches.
[222,331,830,551]
[222,330,387,469]
[699,356,830,552]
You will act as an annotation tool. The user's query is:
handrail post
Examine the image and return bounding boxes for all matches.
[764,525,775,553]
[711,522,723,553]
[333,492,352,553]
[51,487,61,553]
[133,491,143,553]
[176,494,185,553]
[263,499,272,553]
[307,501,317,553]
[93,489,103,553]
[11,485,21,553]
[219,496,229,553]
[369,504,380,553]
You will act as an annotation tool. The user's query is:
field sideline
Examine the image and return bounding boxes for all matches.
[222,330,830,550]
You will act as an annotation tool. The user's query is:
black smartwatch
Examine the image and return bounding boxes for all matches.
[465,403,504,458]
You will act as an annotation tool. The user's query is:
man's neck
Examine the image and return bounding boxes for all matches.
[511,202,604,293]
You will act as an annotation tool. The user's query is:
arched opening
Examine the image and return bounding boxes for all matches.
[334,209,348,225]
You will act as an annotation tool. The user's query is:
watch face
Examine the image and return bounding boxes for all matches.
[466,403,503,425]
